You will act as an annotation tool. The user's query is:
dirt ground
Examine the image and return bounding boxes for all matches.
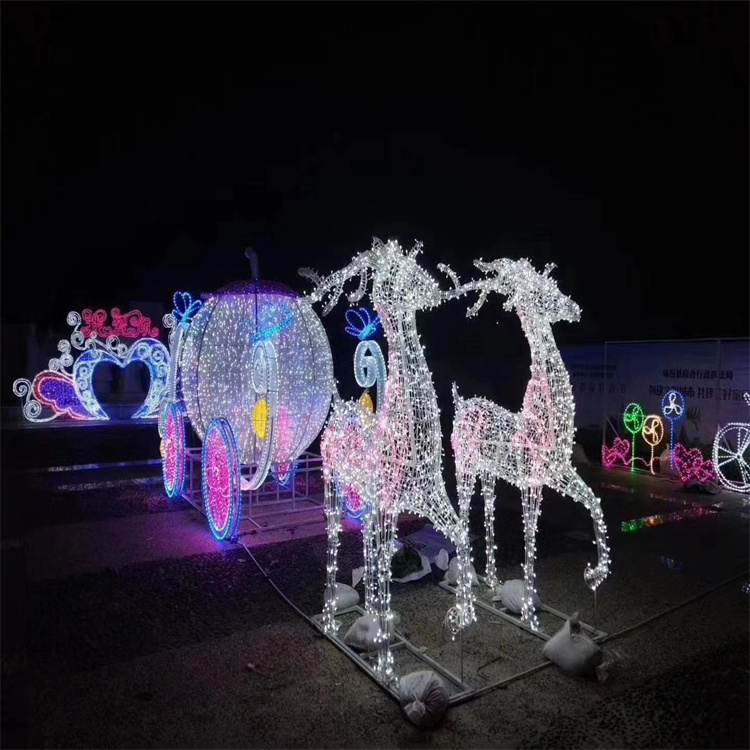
[1,436,748,749]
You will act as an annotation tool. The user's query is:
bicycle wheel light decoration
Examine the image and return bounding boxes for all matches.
[641,414,664,475]
[162,401,187,498]
[13,308,169,422]
[622,403,646,473]
[712,392,750,493]
[202,418,241,540]
[661,389,685,471]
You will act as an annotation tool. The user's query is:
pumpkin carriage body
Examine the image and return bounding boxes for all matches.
[162,278,334,539]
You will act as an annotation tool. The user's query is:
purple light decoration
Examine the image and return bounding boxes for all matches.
[33,372,91,420]
[661,389,686,471]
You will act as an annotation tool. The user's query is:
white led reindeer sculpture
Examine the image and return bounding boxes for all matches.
[441,257,610,630]
[300,238,475,685]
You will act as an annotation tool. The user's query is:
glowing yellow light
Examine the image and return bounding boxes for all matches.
[359,390,374,414]
[159,440,165,457]
[252,398,269,441]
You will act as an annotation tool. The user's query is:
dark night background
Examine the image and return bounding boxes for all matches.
[2,2,748,407]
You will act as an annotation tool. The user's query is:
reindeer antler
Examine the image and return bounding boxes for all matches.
[298,251,371,316]
[439,258,505,317]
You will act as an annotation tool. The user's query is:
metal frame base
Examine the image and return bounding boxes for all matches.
[439,576,608,642]
[315,600,558,708]
[321,604,474,705]
[181,449,325,534]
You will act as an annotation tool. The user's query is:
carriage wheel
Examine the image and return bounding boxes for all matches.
[162,401,186,499]
[202,418,241,540]
[713,423,750,493]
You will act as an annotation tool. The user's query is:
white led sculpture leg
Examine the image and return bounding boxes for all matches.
[322,469,343,634]
[361,501,379,614]
[480,472,498,590]
[443,258,611,628]
[302,239,476,688]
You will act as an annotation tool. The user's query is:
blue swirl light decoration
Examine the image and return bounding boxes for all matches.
[345,307,381,340]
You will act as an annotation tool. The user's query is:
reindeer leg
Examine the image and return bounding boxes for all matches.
[322,475,343,635]
[520,485,542,631]
[362,500,378,614]
[452,473,477,626]
[374,507,398,687]
[555,466,611,591]
[480,472,498,590]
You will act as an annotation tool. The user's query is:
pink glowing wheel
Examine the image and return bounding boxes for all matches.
[202,418,241,540]
[161,401,186,499]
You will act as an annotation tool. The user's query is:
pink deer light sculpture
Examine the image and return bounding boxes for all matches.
[300,238,475,686]
[442,257,611,630]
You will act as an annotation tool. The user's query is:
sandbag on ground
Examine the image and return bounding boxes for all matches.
[542,612,603,676]
[492,579,541,614]
[343,611,401,651]
[399,670,449,727]
[442,556,479,586]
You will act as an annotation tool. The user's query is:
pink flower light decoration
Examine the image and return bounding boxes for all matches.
[602,437,631,469]
[673,443,717,485]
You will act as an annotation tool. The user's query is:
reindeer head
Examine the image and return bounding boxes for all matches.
[449,257,581,324]
[300,238,443,315]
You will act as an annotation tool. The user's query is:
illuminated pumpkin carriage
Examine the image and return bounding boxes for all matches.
[159,257,335,539]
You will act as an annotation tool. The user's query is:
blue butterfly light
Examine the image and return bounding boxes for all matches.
[172,291,202,329]
[345,308,381,340]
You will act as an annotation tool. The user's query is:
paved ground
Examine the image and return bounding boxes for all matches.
[1,429,748,749]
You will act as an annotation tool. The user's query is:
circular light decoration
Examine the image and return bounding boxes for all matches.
[202,417,241,540]
[641,414,664,475]
[661,389,686,471]
[178,277,334,488]
[623,402,646,473]
[162,401,187,498]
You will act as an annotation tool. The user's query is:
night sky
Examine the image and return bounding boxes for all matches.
[2,3,748,388]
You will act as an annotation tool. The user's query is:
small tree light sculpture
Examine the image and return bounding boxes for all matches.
[300,238,476,687]
[441,258,611,631]
[661,389,685,471]
[622,403,646,474]
[641,415,665,475]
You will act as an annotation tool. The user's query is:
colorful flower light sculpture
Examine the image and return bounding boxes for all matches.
[622,403,646,474]
[14,308,169,422]
[441,258,611,630]
[641,414,664,475]
[300,238,476,686]
[661,389,685,471]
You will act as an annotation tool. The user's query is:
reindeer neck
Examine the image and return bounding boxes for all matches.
[378,308,432,391]
[519,313,575,448]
